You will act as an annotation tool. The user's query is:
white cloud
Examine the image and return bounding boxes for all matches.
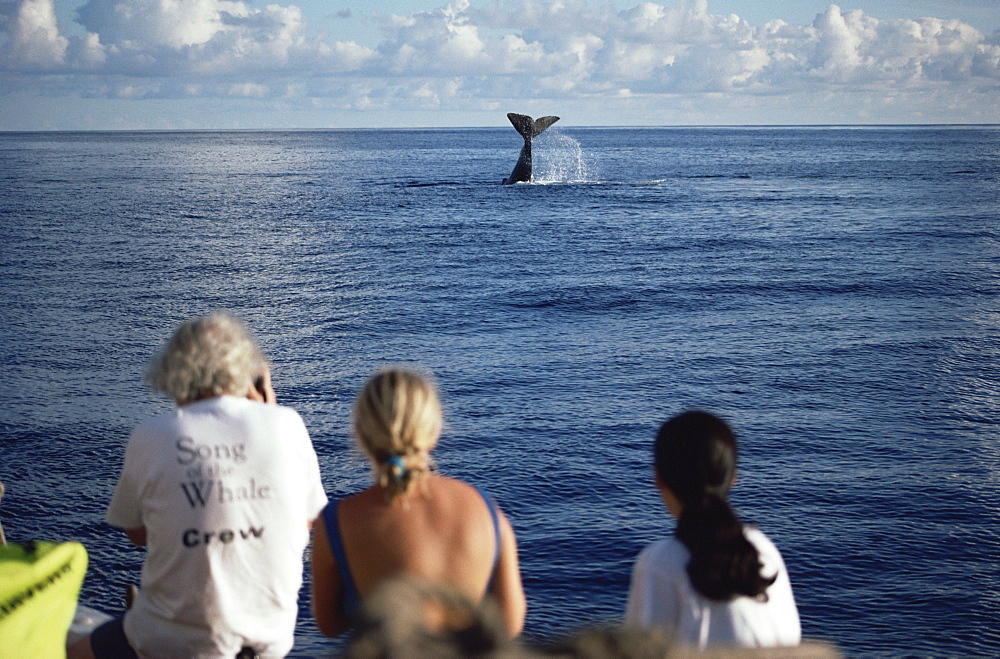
[809,5,868,75]
[66,31,107,68]
[1,0,997,123]
[74,0,240,49]
[375,0,490,75]
[227,81,266,97]
[467,1,1000,94]
[3,0,68,68]
[58,0,373,76]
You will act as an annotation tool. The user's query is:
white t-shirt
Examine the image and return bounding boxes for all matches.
[106,396,328,658]
[624,526,801,649]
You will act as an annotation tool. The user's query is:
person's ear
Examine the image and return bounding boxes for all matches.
[654,469,683,518]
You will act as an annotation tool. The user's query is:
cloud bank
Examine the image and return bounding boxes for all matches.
[1,0,998,124]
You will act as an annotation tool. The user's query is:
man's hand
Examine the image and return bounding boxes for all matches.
[126,527,148,547]
[248,369,277,404]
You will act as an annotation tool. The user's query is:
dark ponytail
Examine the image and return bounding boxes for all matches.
[655,411,775,602]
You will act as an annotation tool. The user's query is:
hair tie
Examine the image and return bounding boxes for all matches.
[386,454,407,483]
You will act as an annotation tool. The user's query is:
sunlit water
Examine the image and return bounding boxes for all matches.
[1,126,998,656]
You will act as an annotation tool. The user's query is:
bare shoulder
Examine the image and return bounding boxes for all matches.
[333,487,385,520]
[427,475,496,508]
[430,474,481,495]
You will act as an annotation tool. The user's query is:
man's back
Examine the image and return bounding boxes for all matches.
[106,395,327,657]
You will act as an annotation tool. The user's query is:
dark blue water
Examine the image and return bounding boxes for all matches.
[1,126,998,656]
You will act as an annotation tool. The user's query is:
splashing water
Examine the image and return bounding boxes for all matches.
[533,131,596,183]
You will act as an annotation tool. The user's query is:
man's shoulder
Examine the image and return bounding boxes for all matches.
[220,396,306,423]
[131,407,183,437]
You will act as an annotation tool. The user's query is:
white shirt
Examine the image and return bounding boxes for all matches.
[625,526,801,649]
[106,396,328,658]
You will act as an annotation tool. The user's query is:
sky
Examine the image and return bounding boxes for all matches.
[1,0,998,130]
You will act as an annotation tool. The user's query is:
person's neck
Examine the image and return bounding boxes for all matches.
[178,391,228,407]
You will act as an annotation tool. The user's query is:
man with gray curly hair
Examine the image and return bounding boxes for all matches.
[70,311,327,659]
[145,311,273,406]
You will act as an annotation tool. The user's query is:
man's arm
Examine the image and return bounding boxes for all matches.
[125,526,147,546]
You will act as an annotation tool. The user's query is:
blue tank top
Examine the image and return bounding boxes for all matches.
[322,485,502,617]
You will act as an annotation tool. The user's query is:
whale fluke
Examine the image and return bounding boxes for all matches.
[503,113,560,184]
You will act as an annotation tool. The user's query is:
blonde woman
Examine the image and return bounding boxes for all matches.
[311,368,526,639]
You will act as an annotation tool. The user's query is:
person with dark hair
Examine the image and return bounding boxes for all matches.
[624,411,800,649]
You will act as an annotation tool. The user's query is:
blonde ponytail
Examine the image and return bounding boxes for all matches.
[353,368,442,503]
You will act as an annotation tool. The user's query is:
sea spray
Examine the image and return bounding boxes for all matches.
[533,131,596,183]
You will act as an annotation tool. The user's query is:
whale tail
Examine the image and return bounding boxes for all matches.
[503,112,560,184]
[507,113,560,140]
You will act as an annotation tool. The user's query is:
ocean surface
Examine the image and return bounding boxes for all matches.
[1,126,998,656]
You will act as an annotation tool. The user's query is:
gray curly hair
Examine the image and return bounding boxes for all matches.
[145,311,268,404]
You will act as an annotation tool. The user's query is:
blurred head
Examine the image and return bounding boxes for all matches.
[539,625,673,659]
[145,311,268,405]
[353,367,442,501]
[345,577,517,659]
[654,410,737,506]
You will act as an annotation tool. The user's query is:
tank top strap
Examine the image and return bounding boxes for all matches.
[322,499,362,616]
[472,485,501,589]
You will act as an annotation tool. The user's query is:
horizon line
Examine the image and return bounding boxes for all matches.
[3,123,999,134]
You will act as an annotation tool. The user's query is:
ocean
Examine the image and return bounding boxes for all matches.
[1,126,998,656]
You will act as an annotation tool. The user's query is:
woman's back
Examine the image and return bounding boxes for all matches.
[626,526,800,648]
[334,475,499,600]
[313,474,524,638]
